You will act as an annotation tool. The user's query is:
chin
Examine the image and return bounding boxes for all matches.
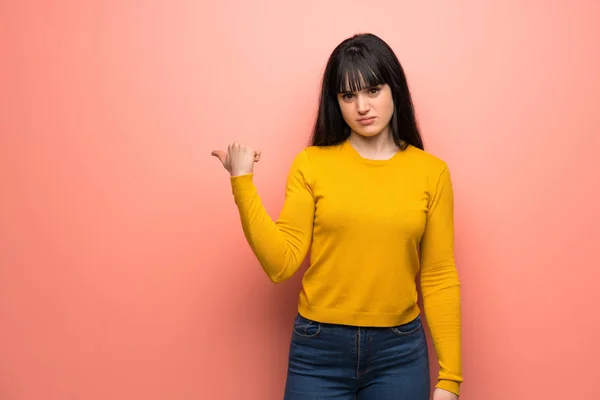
[352,125,385,138]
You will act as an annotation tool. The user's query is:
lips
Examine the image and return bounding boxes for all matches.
[357,117,376,125]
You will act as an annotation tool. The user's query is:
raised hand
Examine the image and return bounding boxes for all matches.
[211,142,261,177]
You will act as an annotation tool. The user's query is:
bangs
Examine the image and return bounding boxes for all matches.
[335,49,385,93]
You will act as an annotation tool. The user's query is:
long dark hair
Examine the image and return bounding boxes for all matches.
[310,33,424,151]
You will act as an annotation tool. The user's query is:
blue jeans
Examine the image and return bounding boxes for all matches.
[283,313,430,400]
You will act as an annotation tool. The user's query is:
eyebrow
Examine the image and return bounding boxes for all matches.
[339,84,381,94]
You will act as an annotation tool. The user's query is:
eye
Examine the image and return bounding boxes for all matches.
[342,93,354,100]
[367,87,380,95]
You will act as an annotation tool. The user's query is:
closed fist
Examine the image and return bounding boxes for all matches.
[211,142,261,177]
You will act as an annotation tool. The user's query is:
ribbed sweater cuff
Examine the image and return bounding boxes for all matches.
[230,173,254,193]
[436,379,461,396]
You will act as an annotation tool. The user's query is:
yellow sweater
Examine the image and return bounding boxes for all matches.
[230,140,462,395]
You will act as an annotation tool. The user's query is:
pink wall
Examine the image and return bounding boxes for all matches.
[1,1,599,399]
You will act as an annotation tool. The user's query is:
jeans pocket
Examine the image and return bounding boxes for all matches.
[390,315,423,336]
[292,313,321,338]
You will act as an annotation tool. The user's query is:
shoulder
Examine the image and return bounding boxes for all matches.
[403,145,450,177]
[290,144,344,166]
[304,144,344,159]
[401,145,453,192]
[285,145,336,182]
[403,144,448,170]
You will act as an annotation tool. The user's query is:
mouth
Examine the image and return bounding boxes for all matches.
[357,116,376,125]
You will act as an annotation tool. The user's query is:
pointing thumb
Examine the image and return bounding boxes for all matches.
[211,150,227,165]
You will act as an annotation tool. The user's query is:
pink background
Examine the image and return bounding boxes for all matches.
[1,1,599,399]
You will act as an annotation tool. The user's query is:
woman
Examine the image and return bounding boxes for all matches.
[212,33,462,400]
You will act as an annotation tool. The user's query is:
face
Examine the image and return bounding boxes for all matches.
[337,83,394,138]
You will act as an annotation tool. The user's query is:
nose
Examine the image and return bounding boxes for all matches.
[356,94,370,114]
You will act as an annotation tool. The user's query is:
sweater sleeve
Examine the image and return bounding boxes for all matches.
[229,149,315,283]
[419,164,463,396]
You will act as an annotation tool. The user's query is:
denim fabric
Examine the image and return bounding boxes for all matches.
[283,313,430,400]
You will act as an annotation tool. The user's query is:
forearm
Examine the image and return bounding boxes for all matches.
[231,173,314,283]
[421,272,462,395]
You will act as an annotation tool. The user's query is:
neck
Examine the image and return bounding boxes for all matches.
[348,128,398,160]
